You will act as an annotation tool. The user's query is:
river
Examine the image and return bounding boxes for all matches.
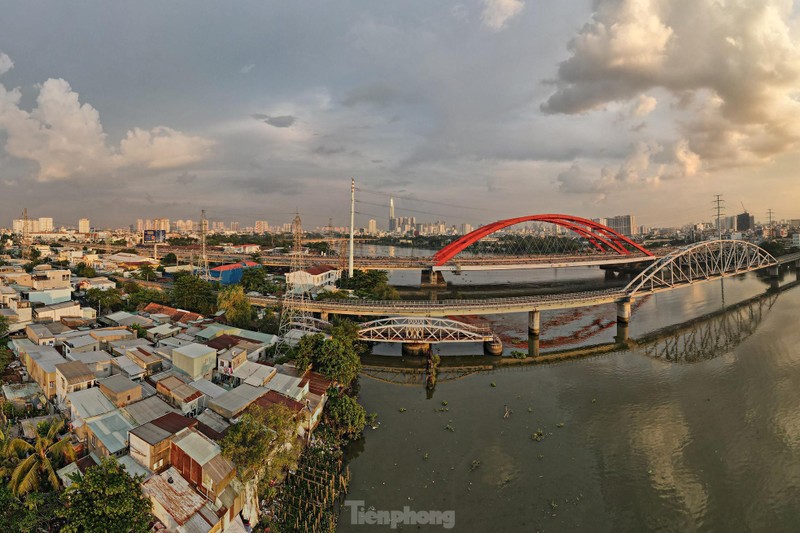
[338,266,800,532]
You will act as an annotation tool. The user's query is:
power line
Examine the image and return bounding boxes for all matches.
[356,186,496,213]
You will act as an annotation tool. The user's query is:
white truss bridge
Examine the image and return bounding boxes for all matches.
[357,317,499,344]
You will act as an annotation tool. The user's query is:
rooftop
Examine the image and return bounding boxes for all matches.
[208,384,266,418]
[85,409,135,455]
[142,468,213,527]
[122,396,176,425]
[99,374,140,394]
[210,261,260,272]
[173,343,216,359]
[189,379,226,400]
[67,387,116,420]
[55,360,95,384]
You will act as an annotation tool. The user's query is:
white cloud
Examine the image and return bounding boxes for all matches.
[0,52,12,76]
[481,0,524,31]
[0,72,214,181]
[239,63,255,74]
[544,0,800,193]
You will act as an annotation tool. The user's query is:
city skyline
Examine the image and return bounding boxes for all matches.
[2,1,800,229]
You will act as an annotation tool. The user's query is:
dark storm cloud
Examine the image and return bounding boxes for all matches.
[252,114,297,128]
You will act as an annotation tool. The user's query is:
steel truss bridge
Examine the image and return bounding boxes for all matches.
[291,241,787,317]
[357,317,499,344]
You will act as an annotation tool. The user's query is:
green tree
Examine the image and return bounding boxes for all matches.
[135,264,156,282]
[338,269,399,299]
[326,388,367,437]
[85,288,123,314]
[160,252,177,266]
[0,486,61,532]
[0,315,9,338]
[8,418,75,496]
[60,456,152,533]
[240,267,278,295]
[221,404,298,483]
[217,285,253,328]
[74,263,97,278]
[291,332,362,386]
[170,273,215,314]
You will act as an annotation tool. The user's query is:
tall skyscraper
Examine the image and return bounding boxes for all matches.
[389,197,396,232]
[38,217,53,232]
[78,218,90,233]
[607,215,637,237]
[368,219,377,235]
[255,220,269,234]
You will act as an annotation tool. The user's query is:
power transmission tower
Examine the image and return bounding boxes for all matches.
[200,209,210,279]
[349,178,355,278]
[767,208,774,240]
[275,213,313,358]
[713,195,724,240]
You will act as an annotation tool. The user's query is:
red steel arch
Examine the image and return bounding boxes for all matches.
[433,214,653,266]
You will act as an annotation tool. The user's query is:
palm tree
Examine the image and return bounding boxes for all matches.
[8,419,75,496]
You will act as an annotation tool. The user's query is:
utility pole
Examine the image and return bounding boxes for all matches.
[349,178,355,278]
[21,208,29,260]
[200,209,210,279]
[767,208,774,240]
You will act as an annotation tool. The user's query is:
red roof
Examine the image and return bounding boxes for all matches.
[142,303,203,323]
[303,370,332,396]
[205,334,241,351]
[303,265,337,276]
[210,261,260,272]
[254,390,304,413]
[151,412,198,435]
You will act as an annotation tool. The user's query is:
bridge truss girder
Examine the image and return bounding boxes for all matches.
[358,317,496,343]
[625,240,777,296]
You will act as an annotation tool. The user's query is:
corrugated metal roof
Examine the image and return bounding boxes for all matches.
[86,409,135,454]
[67,387,116,420]
[99,374,140,394]
[151,412,197,434]
[173,429,218,466]
[189,379,226,400]
[123,396,177,425]
[203,453,235,487]
[55,360,95,384]
[130,422,171,446]
[142,467,207,526]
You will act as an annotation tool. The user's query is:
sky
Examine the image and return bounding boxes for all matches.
[1,0,800,230]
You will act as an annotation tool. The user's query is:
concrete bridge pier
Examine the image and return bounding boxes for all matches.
[402,342,431,357]
[320,312,329,322]
[483,338,503,356]
[528,335,540,358]
[528,310,541,337]
[421,269,446,287]
[616,300,631,343]
[768,266,780,278]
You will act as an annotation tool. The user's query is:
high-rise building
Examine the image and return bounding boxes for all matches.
[38,218,53,232]
[153,218,170,232]
[230,221,240,232]
[368,219,377,235]
[460,223,474,235]
[78,218,90,233]
[607,215,637,237]
[255,220,269,234]
[736,212,754,232]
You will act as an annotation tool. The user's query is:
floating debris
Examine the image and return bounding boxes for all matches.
[537,454,544,460]
[490,382,497,388]
[445,424,456,432]
[527,407,533,413]
[470,460,481,471]
[556,422,565,428]
[531,429,545,442]
[423,453,429,460]
[398,407,407,413]
[591,398,597,403]
[441,400,448,406]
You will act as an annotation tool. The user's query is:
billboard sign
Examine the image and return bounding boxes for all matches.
[143,229,167,243]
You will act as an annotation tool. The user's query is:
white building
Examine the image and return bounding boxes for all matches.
[285,265,341,290]
[78,218,91,233]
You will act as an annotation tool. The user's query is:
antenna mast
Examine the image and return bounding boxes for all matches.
[349,178,355,278]
[275,212,313,358]
[200,209,210,279]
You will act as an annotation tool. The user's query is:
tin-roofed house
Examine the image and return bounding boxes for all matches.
[55,360,96,406]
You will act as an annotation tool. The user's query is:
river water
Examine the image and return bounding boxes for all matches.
[338,266,800,532]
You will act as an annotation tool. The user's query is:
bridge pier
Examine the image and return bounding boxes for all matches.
[768,266,780,278]
[616,300,631,343]
[420,269,446,287]
[528,310,540,337]
[320,312,329,322]
[528,335,540,358]
[401,342,430,357]
[483,338,503,356]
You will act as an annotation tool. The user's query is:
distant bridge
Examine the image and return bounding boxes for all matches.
[357,317,498,344]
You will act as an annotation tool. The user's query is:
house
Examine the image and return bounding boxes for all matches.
[85,409,135,457]
[216,346,248,376]
[208,261,260,285]
[66,350,114,379]
[208,384,267,419]
[63,334,100,358]
[195,409,230,440]
[76,277,116,291]
[145,323,181,342]
[2,382,46,411]
[102,311,154,328]
[129,413,198,473]
[66,387,117,442]
[189,379,227,401]
[122,395,177,425]
[98,374,142,407]
[124,346,164,376]
[25,287,73,305]
[88,327,136,348]
[54,361,96,405]
[142,468,223,533]
[19,345,66,399]
[262,372,308,402]
[111,355,147,382]
[142,303,203,324]
[172,343,216,381]
[25,324,56,346]
[170,428,236,501]
[254,390,310,436]
[33,301,82,322]
[108,338,153,357]
[285,264,340,289]
[229,361,276,388]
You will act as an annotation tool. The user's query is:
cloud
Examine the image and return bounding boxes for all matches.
[481,0,525,31]
[544,0,800,193]
[0,63,214,181]
[0,52,12,76]
[239,63,255,74]
[176,170,197,184]
[312,145,347,156]
[252,113,297,128]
